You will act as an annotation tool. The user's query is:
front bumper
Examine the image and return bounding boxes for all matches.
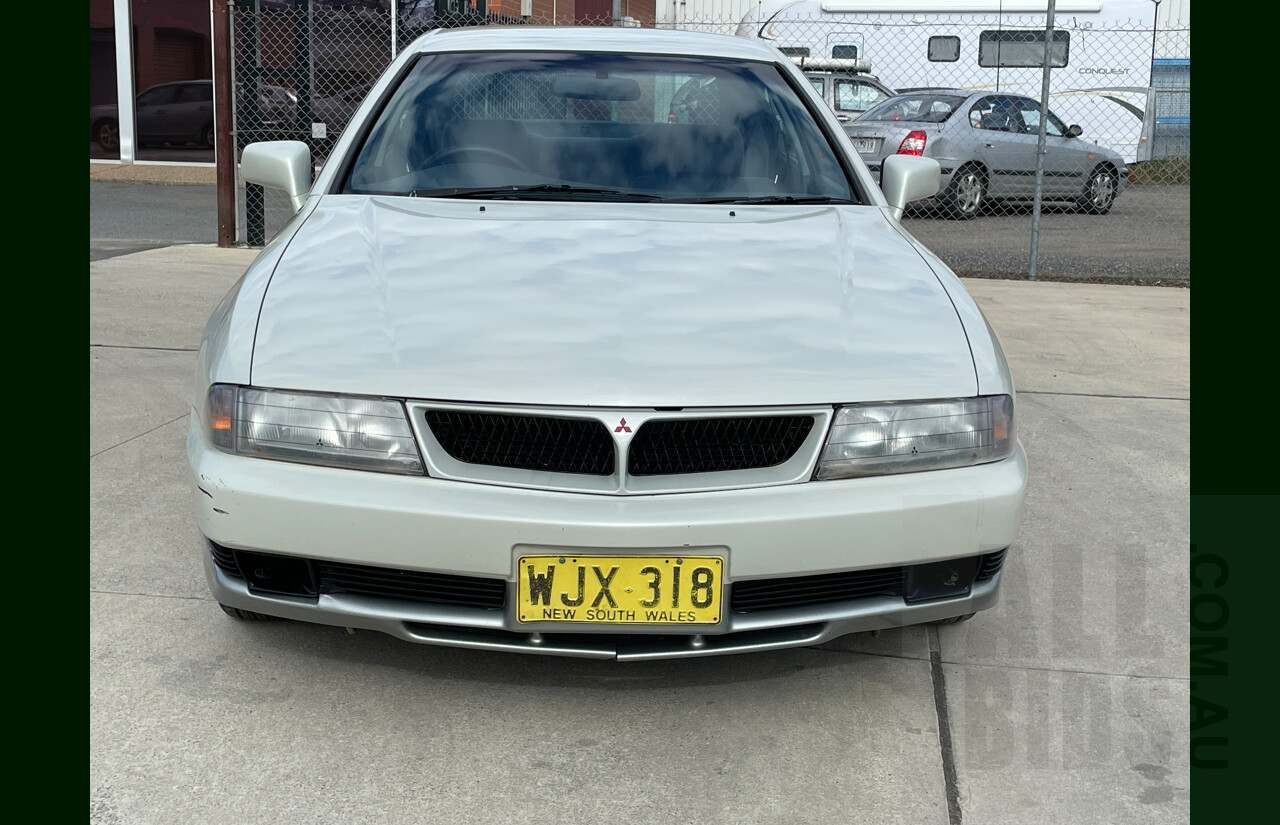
[206,548,1006,660]
[190,418,1026,659]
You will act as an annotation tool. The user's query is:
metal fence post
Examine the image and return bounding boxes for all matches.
[297,0,316,164]
[246,183,266,246]
[215,0,236,247]
[1027,0,1057,282]
[239,3,266,246]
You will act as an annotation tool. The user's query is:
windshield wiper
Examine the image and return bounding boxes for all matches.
[668,195,855,205]
[409,184,664,202]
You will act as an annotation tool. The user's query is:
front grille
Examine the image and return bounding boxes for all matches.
[316,561,506,609]
[731,566,904,612]
[425,410,615,476]
[976,548,1008,581]
[628,416,815,476]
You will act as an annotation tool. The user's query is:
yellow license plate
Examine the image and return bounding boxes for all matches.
[516,554,723,625]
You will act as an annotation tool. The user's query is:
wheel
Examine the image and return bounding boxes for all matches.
[929,613,975,625]
[200,122,215,148]
[419,146,529,171]
[1077,165,1117,214]
[219,603,277,621]
[939,165,986,219]
[95,118,119,152]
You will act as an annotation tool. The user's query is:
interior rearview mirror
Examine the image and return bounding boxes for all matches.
[553,75,642,102]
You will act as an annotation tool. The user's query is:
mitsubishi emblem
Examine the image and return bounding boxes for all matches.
[614,417,632,433]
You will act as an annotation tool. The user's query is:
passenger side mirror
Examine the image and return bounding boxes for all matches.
[240,141,312,211]
[1066,124,1083,138]
[880,155,941,221]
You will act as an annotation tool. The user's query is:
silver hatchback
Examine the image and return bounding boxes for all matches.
[845,90,1128,218]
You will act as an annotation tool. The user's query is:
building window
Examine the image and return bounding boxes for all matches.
[831,44,858,60]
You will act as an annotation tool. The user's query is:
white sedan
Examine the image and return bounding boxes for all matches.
[189,25,1026,660]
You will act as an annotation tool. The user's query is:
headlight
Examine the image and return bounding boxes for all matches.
[205,385,424,474]
[816,395,1014,480]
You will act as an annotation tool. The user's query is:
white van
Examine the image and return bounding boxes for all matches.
[736,0,1166,163]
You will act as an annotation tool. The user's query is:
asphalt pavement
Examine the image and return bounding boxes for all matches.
[90,171,1191,824]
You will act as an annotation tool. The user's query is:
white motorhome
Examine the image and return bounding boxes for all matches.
[736,0,1173,163]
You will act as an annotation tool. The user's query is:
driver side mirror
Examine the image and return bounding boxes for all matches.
[1066,124,1083,138]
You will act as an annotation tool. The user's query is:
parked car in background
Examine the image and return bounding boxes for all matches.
[192,28,1026,661]
[258,82,298,132]
[90,80,216,151]
[737,0,1165,166]
[314,82,373,134]
[846,90,1128,218]
[796,58,896,122]
[234,81,299,140]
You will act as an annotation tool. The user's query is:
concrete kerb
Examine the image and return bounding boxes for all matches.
[91,161,217,185]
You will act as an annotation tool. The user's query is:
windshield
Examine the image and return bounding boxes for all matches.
[341,52,858,203]
[859,93,967,123]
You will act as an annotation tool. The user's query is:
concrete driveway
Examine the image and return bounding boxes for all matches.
[90,245,1189,824]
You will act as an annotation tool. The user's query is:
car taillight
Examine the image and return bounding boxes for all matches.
[897,130,927,156]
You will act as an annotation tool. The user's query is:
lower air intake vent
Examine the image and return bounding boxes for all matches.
[976,548,1008,581]
[210,544,506,609]
[316,560,507,609]
[730,551,1000,613]
[730,566,904,612]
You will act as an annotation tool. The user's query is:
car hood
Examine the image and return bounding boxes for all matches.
[250,196,977,407]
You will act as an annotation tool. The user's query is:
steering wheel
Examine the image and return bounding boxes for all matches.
[419,146,530,171]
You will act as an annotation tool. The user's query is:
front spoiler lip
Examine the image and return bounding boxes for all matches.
[206,553,1001,661]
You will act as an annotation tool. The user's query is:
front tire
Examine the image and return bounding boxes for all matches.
[200,122,215,148]
[1078,166,1118,214]
[939,165,986,219]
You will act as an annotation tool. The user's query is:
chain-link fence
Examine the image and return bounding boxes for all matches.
[233,1,1189,283]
